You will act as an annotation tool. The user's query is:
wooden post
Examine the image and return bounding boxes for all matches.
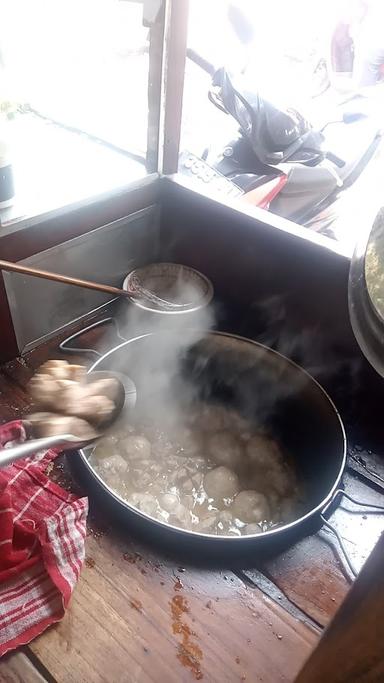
[159,0,189,175]
[296,532,384,682]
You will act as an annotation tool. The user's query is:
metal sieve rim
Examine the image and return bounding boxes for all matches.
[122,263,214,315]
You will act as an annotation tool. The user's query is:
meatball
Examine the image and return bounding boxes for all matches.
[28,362,118,426]
[28,375,61,407]
[203,466,240,502]
[98,454,128,475]
[231,490,270,523]
[66,364,87,383]
[206,431,243,468]
[160,492,180,513]
[70,395,115,426]
[246,434,283,469]
[39,359,73,380]
[120,435,151,460]
[29,412,97,441]
[100,472,127,497]
[84,377,120,402]
[129,492,158,516]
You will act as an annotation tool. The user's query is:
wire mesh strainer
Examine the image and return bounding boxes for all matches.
[123,263,214,314]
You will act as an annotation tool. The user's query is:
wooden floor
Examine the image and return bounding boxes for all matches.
[1,315,384,683]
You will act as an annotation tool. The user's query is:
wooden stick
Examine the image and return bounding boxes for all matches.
[0,259,132,298]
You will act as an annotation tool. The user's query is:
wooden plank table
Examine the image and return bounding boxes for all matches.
[1,315,384,682]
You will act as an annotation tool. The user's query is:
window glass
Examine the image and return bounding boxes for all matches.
[0,0,151,222]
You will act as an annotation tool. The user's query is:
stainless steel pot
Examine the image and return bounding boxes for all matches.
[65,331,340,530]
[60,324,384,574]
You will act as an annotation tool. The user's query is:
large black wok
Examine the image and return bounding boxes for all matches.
[62,327,355,563]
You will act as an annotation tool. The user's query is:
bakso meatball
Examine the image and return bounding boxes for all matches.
[203,466,240,502]
[84,377,120,402]
[232,490,270,523]
[206,431,243,468]
[120,435,151,460]
[246,434,283,469]
[100,473,127,497]
[71,395,115,426]
[129,492,158,516]
[29,361,85,404]
[28,412,97,441]
[28,374,61,408]
[29,364,118,425]
[160,492,180,513]
[66,364,87,383]
[39,359,73,380]
[98,454,128,475]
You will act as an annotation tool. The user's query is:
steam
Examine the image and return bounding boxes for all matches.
[100,286,360,436]
[108,289,298,435]
[251,294,361,383]
[107,280,216,429]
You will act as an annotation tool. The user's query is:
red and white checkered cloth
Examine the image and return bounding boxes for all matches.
[0,421,88,657]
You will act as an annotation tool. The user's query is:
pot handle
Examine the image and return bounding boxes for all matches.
[59,317,127,358]
[320,488,384,578]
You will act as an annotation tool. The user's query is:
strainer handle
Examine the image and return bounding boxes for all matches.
[59,318,127,357]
